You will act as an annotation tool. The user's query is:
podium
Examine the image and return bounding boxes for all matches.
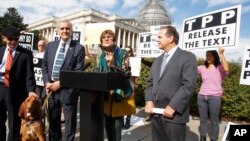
[60,71,126,141]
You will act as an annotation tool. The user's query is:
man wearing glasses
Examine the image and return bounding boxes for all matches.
[0,26,36,141]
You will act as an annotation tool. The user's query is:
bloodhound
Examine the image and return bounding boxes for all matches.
[18,95,45,141]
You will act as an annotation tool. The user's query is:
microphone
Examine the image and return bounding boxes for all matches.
[110,65,131,78]
[82,62,91,71]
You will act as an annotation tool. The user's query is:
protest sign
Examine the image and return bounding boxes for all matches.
[182,5,241,50]
[85,22,115,45]
[19,32,34,50]
[33,57,43,86]
[129,57,142,77]
[137,32,151,57]
[149,25,165,57]
[240,46,250,85]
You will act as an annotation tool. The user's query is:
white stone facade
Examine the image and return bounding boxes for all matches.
[27,9,146,51]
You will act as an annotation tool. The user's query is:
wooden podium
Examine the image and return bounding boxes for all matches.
[60,71,126,141]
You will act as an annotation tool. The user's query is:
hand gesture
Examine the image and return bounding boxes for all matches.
[218,47,225,54]
[105,52,114,66]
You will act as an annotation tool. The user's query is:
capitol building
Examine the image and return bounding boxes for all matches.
[27,0,172,51]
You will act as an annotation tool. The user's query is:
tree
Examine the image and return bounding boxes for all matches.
[0,7,27,46]
[31,30,42,50]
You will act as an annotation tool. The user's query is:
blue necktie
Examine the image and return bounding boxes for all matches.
[52,43,66,81]
[160,53,169,77]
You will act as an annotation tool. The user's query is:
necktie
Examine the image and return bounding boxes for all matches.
[4,49,13,86]
[160,53,169,77]
[52,43,66,81]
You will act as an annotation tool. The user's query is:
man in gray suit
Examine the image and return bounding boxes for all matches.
[144,25,197,141]
[42,19,85,141]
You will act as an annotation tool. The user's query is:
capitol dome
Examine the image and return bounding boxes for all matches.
[136,0,172,31]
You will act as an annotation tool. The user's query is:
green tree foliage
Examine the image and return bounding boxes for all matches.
[135,58,154,107]
[221,62,250,121]
[0,7,27,46]
[0,7,27,30]
[32,30,42,50]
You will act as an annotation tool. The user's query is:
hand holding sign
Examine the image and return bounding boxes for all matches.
[218,47,225,54]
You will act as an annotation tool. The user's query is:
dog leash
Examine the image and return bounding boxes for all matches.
[42,89,52,134]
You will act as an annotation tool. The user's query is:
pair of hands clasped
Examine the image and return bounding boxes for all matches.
[46,81,61,95]
[145,101,176,118]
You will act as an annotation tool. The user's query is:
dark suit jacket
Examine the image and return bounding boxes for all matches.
[0,46,36,103]
[42,40,85,104]
[145,47,197,124]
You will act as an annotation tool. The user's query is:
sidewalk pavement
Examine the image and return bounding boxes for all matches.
[70,107,228,141]
[115,108,228,141]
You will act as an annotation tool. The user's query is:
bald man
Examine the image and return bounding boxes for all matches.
[34,39,47,99]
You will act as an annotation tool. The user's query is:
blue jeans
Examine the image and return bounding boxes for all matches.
[197,94,221,140]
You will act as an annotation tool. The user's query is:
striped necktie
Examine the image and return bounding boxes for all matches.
[52,43,66,81]
[4,49,13,86]
[160,53,169,77]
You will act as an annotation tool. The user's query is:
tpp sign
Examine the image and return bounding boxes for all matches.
[229,125,250,141]
[137,32,164,58]
[137,32,151,57]
[182,5,241,50]
[240,47,250,85]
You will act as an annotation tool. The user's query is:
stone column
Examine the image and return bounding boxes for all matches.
[127,31,131,47]
[42,29,45,39]
[52,27,55,41]
[117,27,121,47]
[122,29,126,48]
[135,33,139,49]
[48,28,51,42]
[132,32,135,51]
[46,28,49,41]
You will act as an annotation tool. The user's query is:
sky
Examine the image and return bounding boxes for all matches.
[0,0,250,61]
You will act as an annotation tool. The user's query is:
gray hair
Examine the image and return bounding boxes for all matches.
[57,19,73,32]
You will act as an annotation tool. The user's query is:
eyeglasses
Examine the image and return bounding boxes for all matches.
[102,35,113,40]
[7,37,19,41]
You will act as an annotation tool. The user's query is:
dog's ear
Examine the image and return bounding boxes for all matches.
[34,100,42,119]
[18,101,26,119]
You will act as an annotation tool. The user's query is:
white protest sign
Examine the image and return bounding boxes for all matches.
[129,57,141,77]
[19,32,34,51]
[182,5,241,50]
[240,47,250,85]
[150,25,165,57]
[137,32,151,57]
[33,57,44,86]
[87,44,100,55]
[85,22,115,45]
[137,32,163,58]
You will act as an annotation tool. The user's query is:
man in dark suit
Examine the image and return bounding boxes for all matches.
[42,19,85,141]
[144,25,197,141]
[0,26,37,141]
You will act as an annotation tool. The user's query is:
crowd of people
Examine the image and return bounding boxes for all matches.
[0,21,229,141]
